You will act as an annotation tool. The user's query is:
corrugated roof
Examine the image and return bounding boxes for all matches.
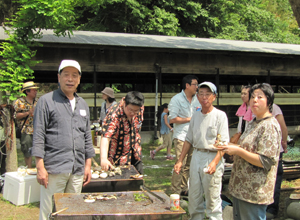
[1,27,300,55]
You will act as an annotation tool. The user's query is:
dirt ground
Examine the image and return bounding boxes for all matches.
[275,178,300,219]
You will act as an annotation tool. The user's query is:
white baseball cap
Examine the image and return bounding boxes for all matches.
[198,82,217,94]
[58,60,82,75]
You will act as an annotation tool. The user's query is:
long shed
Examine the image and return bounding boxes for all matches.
[1,28,300,131]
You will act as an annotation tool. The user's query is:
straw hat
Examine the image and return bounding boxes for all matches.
[101,87,115,98]
[21,81,39,92]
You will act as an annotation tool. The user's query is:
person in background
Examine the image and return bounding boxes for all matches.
[100,91,144,174]
[266,103,288,219]
[14,81,39,168]
[236,85,253,135]
[217,83,281,220]
[150,103,173,160]
[168,75,201,197]
[99,87,117,126]
[228,85,252,162]
[32,60,95,220]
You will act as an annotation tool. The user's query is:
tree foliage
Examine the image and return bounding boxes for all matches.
[75,0,300,43]
[0,0,300,102]
[0,0,78,101]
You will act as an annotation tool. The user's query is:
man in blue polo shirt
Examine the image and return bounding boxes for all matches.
[168,75,201,196]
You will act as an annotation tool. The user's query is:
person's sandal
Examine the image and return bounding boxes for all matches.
[150,150,155,160]
[166,155,174,160]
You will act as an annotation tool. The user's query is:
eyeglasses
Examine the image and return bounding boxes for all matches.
[126,105,140,114]
[198,93,213,98]
[190,83,198,87]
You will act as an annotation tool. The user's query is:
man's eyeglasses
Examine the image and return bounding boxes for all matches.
[198,93,213,98]
[190,83,198,87]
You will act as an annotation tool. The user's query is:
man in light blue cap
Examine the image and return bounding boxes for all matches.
[174,81,229,220]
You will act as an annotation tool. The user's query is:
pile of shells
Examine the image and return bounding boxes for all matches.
[91,166,122,179]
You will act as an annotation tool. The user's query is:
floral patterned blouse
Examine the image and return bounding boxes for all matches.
[228,116,281,205]
[14,97,38,135]
[102,97,144,166]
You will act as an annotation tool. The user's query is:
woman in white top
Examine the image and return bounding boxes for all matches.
[99,87,117,126]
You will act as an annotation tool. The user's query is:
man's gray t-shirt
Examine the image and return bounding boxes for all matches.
[186,107,229,150]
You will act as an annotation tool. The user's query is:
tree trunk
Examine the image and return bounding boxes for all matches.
[6,120,18,172]
[0,104,18,172]
[289,0,300,27]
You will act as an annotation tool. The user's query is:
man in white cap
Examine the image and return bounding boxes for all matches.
[32,60,95,220]
[14,81,39,168]
[174,82,229,220]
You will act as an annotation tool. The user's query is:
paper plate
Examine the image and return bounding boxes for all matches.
[26,168,37,175]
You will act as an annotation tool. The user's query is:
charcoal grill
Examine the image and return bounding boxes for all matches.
[52,191,186,219]
[82,165,143,192]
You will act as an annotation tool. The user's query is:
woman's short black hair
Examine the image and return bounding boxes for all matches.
[125,91,144,107]
[249,83,274,112]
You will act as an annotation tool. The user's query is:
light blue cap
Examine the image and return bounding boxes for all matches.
[198,82,217,94]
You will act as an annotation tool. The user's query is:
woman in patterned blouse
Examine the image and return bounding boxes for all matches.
[217,83,281,220]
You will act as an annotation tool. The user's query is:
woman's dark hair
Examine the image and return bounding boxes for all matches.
[249,83,274,112]
[107,97,116,103]
[161,103,168,109]
[156,103,168,118]
[182,75,198,90]
[125,91,144,107]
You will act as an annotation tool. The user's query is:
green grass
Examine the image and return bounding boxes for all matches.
[283,137,300,161]
[142,142,175,194]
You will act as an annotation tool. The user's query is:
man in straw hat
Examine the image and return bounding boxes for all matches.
[31,60,95,220]
[14,81,39,168]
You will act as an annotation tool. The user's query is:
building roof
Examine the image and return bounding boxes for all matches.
[1,27,300,56]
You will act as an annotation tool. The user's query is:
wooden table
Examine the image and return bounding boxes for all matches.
[52,191,185,220]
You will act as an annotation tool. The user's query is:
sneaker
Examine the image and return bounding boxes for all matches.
[150,150,155,160]
[166,155,174,160]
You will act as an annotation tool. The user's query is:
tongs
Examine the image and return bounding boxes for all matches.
[140,185,166,203]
